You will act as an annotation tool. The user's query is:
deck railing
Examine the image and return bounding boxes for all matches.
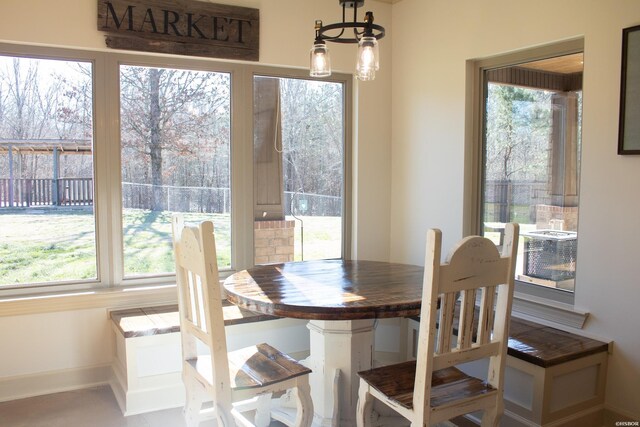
[0,178,93,207]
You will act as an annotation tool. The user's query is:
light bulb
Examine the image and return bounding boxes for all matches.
[356,36,379,81]
[310,43,331,78]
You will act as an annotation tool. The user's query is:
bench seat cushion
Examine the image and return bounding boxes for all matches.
[110,301,279,338]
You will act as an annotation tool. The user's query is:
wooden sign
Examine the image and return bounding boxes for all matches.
[97,0,259,61]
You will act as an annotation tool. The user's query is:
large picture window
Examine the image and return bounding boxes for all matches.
[253,76,345,264]
[119,65,231,277]
[0,45,352,293]
[480,52,583,301]
[0,55,96,287]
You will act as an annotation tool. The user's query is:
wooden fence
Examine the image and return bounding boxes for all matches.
[0,178,93,207]
[485,180,550,223]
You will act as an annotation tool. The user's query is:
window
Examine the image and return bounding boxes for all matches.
[0,54,96,288]
[0,44,352,294]
[478,51,583,303]
[119,65,231,277]
[253,76,345,264]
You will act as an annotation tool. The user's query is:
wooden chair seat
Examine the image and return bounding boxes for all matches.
[187,343,311,391]
[358,362,495,410]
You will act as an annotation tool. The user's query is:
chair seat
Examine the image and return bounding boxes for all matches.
[358,361,496,410]
[188,343,311,391]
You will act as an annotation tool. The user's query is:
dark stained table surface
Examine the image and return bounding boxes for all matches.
[223,259,425,320]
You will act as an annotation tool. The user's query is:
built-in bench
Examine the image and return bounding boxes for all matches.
[406,313,609,427]
[110,301,279,338]
[110,302,609,425]
[109,301,310,416]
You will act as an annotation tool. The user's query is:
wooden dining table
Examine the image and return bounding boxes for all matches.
[223,259,425,427]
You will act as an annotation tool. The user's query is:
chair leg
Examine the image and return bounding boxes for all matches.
[214,402,235,427]
[254,393,273,427]
[183,378,204,427]
[356,380,374,427]
[481,405,503,427]
[293,379,314,427]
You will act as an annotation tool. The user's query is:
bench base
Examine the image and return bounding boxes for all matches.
[405,317,609,427]
[458,352,607,427]
[109,305,610,422]
[109,317,309,416]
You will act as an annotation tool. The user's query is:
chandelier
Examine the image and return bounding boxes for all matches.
[310,0,386,81]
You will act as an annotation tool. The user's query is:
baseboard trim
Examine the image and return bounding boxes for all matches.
[465,406,604,427]
[0,364,111,403]
[605,405,640,424]
[543,405,604,427]
[109,361,184,416]
[111,379,185,416]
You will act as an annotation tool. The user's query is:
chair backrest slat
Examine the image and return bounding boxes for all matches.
[477,285,496,345]
[457,288,477,350]
[436,292,457,354]
[413,224,519,420]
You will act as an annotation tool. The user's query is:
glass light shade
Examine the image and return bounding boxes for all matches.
[356,67,376,81]
[356,36,379,81]
[310,43,331,77]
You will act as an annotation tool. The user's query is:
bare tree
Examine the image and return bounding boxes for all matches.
[279,78,343,200]
[120,65,230,211]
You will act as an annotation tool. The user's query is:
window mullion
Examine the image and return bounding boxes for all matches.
[230,66,255,272]
[103,54,125,287]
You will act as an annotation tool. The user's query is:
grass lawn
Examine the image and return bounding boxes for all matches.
[288,215,341,261]
[0,209,97,285]
[122,210,231,275]
[0,208,341,286]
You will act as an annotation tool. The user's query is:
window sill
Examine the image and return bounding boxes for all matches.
[1,282,590,330]
[0,284,178,317]
[511,292,589,329]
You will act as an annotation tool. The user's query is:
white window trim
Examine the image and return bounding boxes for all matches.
[512,292,588,329]
[0,43,353,310]
[464,38,589,328]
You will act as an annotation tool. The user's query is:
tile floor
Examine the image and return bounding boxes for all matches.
[0,386,472,427]
[0,386,194,427]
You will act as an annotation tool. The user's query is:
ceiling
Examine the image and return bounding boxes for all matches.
[519,53,584,74]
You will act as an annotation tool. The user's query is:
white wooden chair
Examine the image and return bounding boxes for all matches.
[171,217,314,427]
[356,223,519,427]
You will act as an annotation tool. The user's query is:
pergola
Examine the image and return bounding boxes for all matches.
[0,138,92,207]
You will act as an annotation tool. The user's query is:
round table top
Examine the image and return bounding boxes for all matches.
[223,259,425,320]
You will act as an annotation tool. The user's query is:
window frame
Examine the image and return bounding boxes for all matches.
[465,38,589,328]
[246,66,353,262]
[0,43,107,296]
[0,43,353,298]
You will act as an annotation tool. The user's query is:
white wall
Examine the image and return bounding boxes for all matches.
[390,0,640,418]
[0,0,392,400]
[0,308,113,401]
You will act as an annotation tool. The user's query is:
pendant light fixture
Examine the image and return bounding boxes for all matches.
[310,0,385,81]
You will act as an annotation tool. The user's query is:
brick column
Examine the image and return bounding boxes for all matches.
[254,220,295,265]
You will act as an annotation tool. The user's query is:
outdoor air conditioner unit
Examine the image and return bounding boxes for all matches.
[523,230,577,282]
